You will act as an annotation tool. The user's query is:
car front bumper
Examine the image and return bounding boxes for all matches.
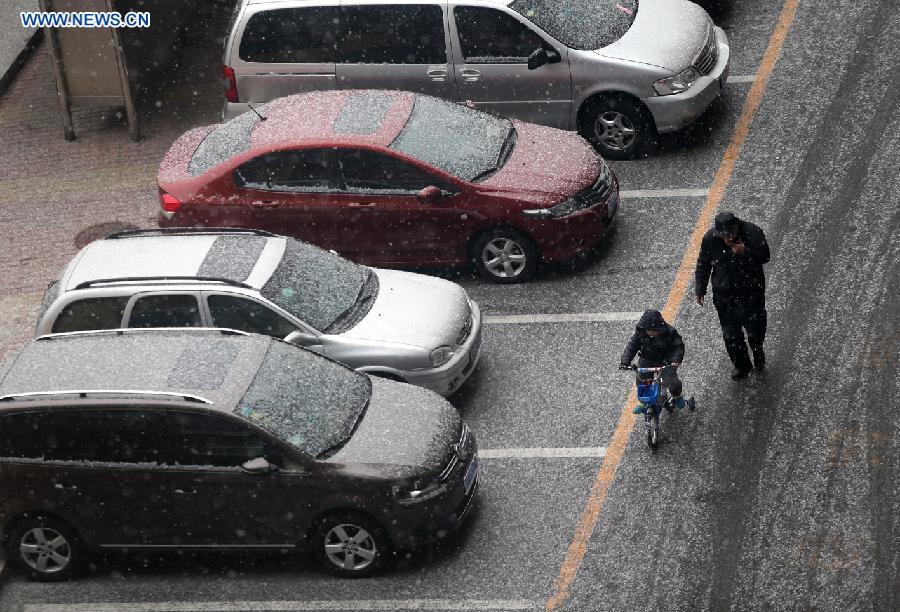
[643,26,731,134]
[524,177,619,263]
[401,300,483,396]
[387,440,479,548]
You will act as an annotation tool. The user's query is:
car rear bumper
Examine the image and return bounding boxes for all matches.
[643,27,730,134]
[401,300,482,396]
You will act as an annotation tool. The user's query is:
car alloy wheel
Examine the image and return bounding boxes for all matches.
[594,111,636,153]
[323,523,377,572]
[482,237,528,279]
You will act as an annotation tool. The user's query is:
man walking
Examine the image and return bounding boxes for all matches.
[694,211,770,380]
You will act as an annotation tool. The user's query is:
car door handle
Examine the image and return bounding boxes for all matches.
[460,69,481,82]
[174,488,197,495]
[347,202,374,208]
[53,483,78,491]
[253,200,279,208]
[426,68,447,81]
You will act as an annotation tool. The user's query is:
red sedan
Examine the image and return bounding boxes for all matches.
[158,90,618,283]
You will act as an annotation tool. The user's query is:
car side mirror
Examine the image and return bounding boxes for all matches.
[241,456,276,474]
[285,330,321,347]
[528,47,560,70]
[417,185,443,205]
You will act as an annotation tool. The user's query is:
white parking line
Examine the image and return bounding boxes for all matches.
[480,447,607,459]
[22,600,541,612]
[619,188,709,199]
[727,74,758,83]
[484,312,641,325]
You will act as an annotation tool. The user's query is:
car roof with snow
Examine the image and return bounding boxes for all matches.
[184,90,513,183]
[0,329,272,411]
[187,90,417,179]
[58,229,286,293]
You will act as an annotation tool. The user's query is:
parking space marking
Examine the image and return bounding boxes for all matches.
[545,1,802,609]
[484,312,640,325]
[480,447,607,459]
[619,188,709,199]
[22,599,541,611]
[728,74,758,84]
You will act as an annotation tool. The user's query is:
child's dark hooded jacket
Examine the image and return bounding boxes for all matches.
[620,309,685,366]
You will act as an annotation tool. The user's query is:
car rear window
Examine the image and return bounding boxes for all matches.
[260,239,369,331]
[235,341,371,458]
[510,0,637,50]
[189,109,262,176]
[390,96,512,182]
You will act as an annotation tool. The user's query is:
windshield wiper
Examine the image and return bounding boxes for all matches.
[316,392,372,460]
[497,126,517,166]
[324,269,379,334]
[470,126,517,183]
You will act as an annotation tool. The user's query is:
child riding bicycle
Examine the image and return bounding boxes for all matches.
[619,309,690,413]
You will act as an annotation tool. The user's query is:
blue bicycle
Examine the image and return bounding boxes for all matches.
[621,363,695,450]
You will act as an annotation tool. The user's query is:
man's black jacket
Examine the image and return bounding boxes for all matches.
[694,219,770,301]
[620,324,685,366]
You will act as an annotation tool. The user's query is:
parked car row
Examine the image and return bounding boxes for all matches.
[1,0,732,584]
[0,228,485,579]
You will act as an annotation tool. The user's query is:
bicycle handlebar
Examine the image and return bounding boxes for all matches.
[619,363,669,373]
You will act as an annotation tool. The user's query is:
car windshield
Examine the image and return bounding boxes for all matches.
[390,96,514,182]
[235,341,372,458]
[260,239,375,332]
[510,0,637,50]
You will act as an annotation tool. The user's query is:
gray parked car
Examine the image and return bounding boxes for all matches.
[0,329,478,580]
[222,0,729,158]
[34,228,482,397]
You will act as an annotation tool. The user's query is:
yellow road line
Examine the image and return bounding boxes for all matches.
[545,1,801,609]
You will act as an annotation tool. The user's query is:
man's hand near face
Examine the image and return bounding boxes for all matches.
[725,237,747,255]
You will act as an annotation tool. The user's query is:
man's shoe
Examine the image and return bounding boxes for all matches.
[753,348,766,372]
[670,396,686,410]
[731,368,750,380]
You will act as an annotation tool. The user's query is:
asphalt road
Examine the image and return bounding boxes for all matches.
[1,0,898,610]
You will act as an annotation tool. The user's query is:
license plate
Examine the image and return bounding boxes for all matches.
[464,457,478,493]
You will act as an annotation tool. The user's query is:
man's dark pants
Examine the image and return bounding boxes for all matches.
[636,358,683,397]
[713,294,767,372]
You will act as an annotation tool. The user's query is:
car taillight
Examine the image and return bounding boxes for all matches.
[223,65,238,103]
[160,192,182,214]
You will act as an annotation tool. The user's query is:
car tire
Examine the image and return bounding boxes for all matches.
[471,228,539,284]
[580,95,657,160]
[6,515,84,582]
[312,512,392,578]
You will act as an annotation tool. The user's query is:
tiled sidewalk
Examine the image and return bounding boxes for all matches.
[0,15,227,363]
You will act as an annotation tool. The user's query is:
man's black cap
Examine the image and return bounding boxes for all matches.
[714,211,739,237]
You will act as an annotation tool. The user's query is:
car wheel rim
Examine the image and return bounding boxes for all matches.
[20,527,71,574]
[595,111,636,151]
[323,523,377,572]
[482,238,527,278]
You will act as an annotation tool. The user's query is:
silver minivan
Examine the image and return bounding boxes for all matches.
[222,0,729,159]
